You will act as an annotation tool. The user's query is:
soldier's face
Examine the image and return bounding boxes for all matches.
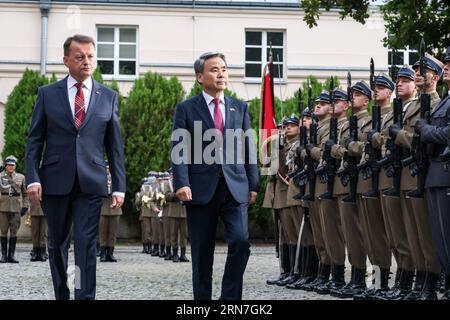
[374,86,392,103]
[396,77,416,99]
[414,68,438,90]
[63,41,96,82]
[333,100,349,116]
[196,57,228,96]
[5,164,15,173]
[315,102,331,116]
[443,63,450,83]
[302,117,312,129]
[284,123,299,138]
[352,91,368,109]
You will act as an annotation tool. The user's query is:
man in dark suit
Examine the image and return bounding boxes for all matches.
[26,34,126,300]
[171,52,259,300]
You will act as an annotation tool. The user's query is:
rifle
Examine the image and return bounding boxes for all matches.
[317,77,337,200]
[401,38,430,198]
[357,58,381,199]
[293,83,318,201]
[337,72,359,203]
[379,51,403,197]
[290,88,306,199]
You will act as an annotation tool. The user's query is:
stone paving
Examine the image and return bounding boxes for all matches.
[0,242,397,300]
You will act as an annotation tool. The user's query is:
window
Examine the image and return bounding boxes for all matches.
[97,26,137,79]
[388,46,418,67]
[245,30,285,80]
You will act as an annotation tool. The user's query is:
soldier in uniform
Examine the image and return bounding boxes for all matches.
[313,88,349,295]
[329,85,369,298]
[29,202,48,262]
[0,155,29,263]
[98,165,122,262]
[272,115,302,286]
[388,56,443,300]
[301,92,333,291]
[135,189,149,254]
[414,52,449,300]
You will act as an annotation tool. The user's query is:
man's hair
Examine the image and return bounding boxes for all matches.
[64,34,96,56]
[194,52,226,74]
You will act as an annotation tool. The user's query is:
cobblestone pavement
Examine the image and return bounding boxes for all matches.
[0,242,397,300]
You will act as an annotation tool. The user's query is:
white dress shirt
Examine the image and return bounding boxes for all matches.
[202,91,226,125]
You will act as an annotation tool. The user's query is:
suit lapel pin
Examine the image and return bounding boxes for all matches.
[95,90,100,94]
[230,107,236,112]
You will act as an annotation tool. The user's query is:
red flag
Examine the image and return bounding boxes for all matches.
[259,62,277,153]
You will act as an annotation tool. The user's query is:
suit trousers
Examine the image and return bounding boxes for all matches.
[31,216,48,247]
[338,196,367,270]
[42,177,102,300]
[426,188,450,274]
[186,176,250,300]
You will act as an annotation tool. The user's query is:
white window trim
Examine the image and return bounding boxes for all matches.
[96,26,139,81]
[388,46,418,67]
[244,30,286,83]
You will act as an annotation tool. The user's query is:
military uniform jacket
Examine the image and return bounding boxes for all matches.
[369,105,394,190]
[101,196,123,216]
[262,178,275,208]
[164,179,186,218]
[332,117,351,196]
[421,94,450,188]
[310,115,331,195]
[395,93,441,190]
[139,183,157,218]
[339,109,372,194]
[0,171,29,212]
[286,137,303,206]
[30,203,44,216]
[273,140,291,209]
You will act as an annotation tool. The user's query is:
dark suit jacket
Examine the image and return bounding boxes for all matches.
[421,95,450,188]
[171,93,259,205]
[26,76,126,196]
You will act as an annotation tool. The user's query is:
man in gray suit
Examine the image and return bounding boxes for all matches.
[171,52,259,300]
[26,34,126,300]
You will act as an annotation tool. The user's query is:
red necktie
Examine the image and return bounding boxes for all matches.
[213,97,224,135]
[74,82,86,129]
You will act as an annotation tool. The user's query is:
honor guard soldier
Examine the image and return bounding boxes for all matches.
[99,164,122,262]
[29,202,48,262]
[414,52,449,300]
[0,155,29,263]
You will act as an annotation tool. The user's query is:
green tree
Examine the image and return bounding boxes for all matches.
[119,72,185,211]
[2,69,50,171]
[301,0,450,59]
[187,81,238,99]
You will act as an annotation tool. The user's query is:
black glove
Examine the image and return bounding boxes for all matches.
[415,118,427,134]
[325,139,334,153]
[20,207,28,217]
[306,143,315,155]
[366,129,377,144]
[389,123,401,139]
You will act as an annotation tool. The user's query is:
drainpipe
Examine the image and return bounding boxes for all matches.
[40,0,51,76]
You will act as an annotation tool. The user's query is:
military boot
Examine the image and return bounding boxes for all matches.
[30,247,40,262]
[151,244,159,256]
[440,274,450,300]
[107,247,118,262]
[267,244,290,285]
[41,246,48,261]
[172,247,179,262]
[180,247,189,262]
[286,245,308,289]
[375,268,402,300]
[100,247,107,262]
[276,244,300,286]
[380,269,414,300]
[1,237,8,263]
[354,267,390,300]
[303,263,331,292]
[417,272,439,300]
[333,267,367,298]
[318,264,345,295]
[145,242,152,254]
[96,242,101,257]
[7,237,19,263]
[159,244,165,258]
[141,243,147,254]
[438,271,446,293]
[164,246,172,260]
[404,270,426,300]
